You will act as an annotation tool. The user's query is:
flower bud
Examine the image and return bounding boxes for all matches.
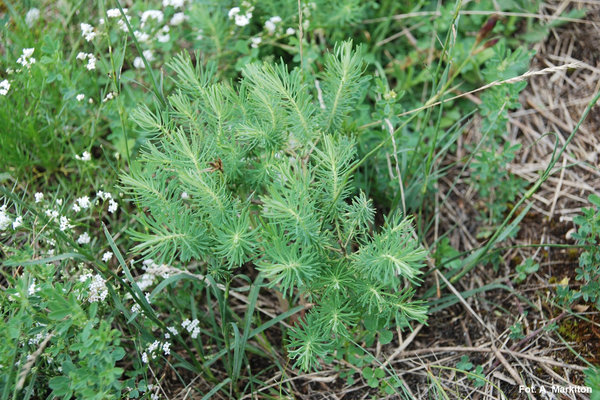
[476,15,499,44]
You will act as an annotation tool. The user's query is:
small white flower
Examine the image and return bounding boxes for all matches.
[170,12,187,26]
[103,92,116,102]
[76,196,91,209]
[80,23,97,41]
[17,48,36,68]
[72,203,81,212]
[156,32,170,43]
[286,27,295,35]
[45,209,59,220]
[77,232,91,244]
[134,30,150,43]
[28,332,44,346]
[106,8,124,18]
[85,274,108,302]
[86,54,96,70]
[28,279,37,296]
[167,326,178,336]
[142,50,154,61]
[265,17,281,34]
[250,36,262,48]
[0,80,9,96]
[76,94,85,102]
[191,326,200,339]
[102,251,113,262]
[141,352,149,364]
[181,192,189,199]
[108,199,118,214]
[163,0,185,8]
[117,16,131,32]
[75,151,91,161]
[141,10,164,26]
[34,192,44,203]
[132,303,141,313]
[12,216,23,229]
[228,7,240,19]
[235,13,251,27]
[97,191,112,201]
[265,20,276,34]
[133,57,145,69]
[59,216,72,231]
[76,52,96,70]
[148,340,160,353]
[162,341,171,355]
[25,8,40,27]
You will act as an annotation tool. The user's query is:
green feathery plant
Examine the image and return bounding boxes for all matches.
[122,41,427,371]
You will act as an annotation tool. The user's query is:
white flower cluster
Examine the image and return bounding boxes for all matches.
[264,16,281,34]
[0,203,24,231]
[165,326,178,339]
[45,238,57,256]
[156,26,170,42]
[25,8,40,27]
[141,10,164,27]
[36,196,71,232]
[136,259,172,291]
[28,279,40,296]
[59,216,72,231]
[97,190,119,214]
[80,23,97,42]
[28,332,45,346]
[182,318,200,339]
[228,5,253,27]
[141,339,172,364]
[134,30,150,43]
[77,232,91,245]
[163,0,185,8]
[76,52,96,70]
[72,196,91,212]
[13,216,23,229]
[75,150,92,161]
[116,13,132,32]
[0,79,10,96]
[170,13,187,26]
[17,48,36,69]
[250,36,261,48]
[79,273,108,302]
[133,50,154,69]
[102,251,113,262]
[103,91,117,103]
[0,205,12,231]
[106,8,125,18]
